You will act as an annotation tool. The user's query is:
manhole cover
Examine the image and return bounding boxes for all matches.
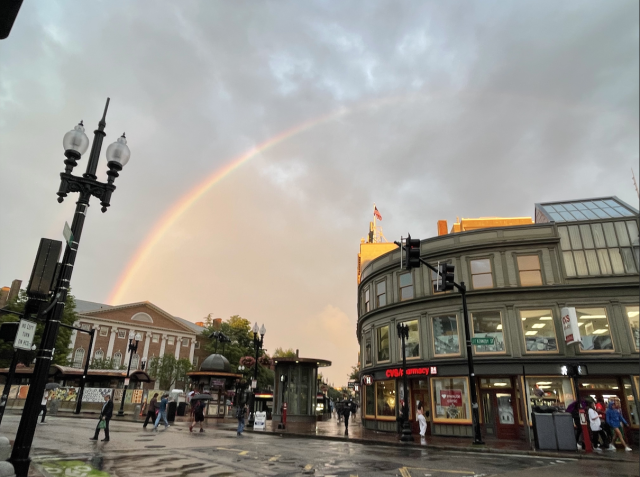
[144,445,166,448]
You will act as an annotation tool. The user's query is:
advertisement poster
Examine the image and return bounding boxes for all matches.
[439,390,462,407]
[561,307,581,345]
[81,388,113,403]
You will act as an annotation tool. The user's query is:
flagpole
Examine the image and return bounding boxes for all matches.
[372,203,377,242]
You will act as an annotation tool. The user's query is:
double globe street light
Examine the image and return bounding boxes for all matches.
[10,98,130,477]
[118,331,142,417]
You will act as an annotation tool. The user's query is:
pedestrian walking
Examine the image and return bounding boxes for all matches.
[417,402,427,443]
[344,399,354,433]
[587,400,608,451]
[236,402,247,437]
[606,400,632,451]
[90,394,113,442]
[143,393,159,428]
[39,390,49,424]
[153,393,170,432]
[190,399,205,433]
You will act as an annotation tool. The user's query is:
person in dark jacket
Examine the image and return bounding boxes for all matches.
[343,400,353,433]
[143,393,159,428]
[90,394,113,442]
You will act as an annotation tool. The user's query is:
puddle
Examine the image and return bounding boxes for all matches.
[144,445,166,448]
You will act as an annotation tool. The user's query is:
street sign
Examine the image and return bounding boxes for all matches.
[251,379,257,389]
[347,382,355,389]
[14,319,37,351]
[63,222,74,247]
[471,337,495,346]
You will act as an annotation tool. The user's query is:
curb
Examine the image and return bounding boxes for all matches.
[231,428,636,463]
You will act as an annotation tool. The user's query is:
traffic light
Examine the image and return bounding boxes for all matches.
[434,263,455,292]
[405,234,421,270]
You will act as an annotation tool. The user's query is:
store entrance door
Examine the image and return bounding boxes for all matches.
[482,390,517,439]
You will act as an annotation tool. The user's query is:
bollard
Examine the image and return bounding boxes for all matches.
[0,461,16,477]
[0,437,11,461]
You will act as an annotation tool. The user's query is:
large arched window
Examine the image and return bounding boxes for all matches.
[94,349,104,362]
[112,352,122,369]
[73,348,85,368]
[131,312,153,323]
[130,354,140,370]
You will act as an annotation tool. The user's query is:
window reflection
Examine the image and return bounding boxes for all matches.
[377,325,390,362]
[432,315,460,356]
[471,311,505,353]
[398,320,419,359]
[577,307,613,351]
[519,309,557,352]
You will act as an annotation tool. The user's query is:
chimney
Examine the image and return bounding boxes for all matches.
[296,349,299,358]
[8,280,21,303]
[437,220,448,236]
[0,287,10,308]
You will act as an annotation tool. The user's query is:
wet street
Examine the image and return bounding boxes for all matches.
[0,416,634,477]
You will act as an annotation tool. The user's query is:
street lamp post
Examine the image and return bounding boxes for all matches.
[117,331,142,417]
[397,322,414,442]
[236,365,246,407]
[10,98,130,477]
[249,322,266,424]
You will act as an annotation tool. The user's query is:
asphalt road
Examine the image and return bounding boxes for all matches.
[0,416,634,477]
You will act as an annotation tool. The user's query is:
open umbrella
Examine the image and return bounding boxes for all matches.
[45,383,60,390]
[191,393,213,401]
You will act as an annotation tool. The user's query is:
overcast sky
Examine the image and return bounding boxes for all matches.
[1,1,638,385]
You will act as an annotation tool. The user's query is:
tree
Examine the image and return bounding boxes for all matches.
[272,347,296,358]
[89,357,120,370]
[146,355,193,390]
[0,289,77,368]
[348,365,359,381]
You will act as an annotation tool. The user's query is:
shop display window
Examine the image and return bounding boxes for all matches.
[365,385,375,417]
[398,320,419,359]
[431,377,471,423]
[625,305,639,351]
[432,314,460,356]
[525,377,574,419]
[576,307,614,351]
[519,309,558,353]
[471,311,505,353]
[377,325,390,362]
[622,379,639,427]
[376,380,396,418]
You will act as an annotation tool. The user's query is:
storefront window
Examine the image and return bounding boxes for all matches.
[432,377,470,423]
[519,309,558,353]
[625,306,639,351]
[377,325,390,362]
[576,307,614,351]
[376,380,396,418]
[526,377,574,418]
[398,320,419,359]
[365,385,375,417]
[432,315,460,356]
[622,379,639,427]
[471,311,505,353]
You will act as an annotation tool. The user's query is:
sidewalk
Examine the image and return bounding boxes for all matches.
[242,414,638,463]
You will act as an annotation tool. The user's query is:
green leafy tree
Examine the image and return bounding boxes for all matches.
[89,357,121,370]
[0,289,77,367]
[348,365,359,381]
[272,347,296,358]
[146,355,193,389]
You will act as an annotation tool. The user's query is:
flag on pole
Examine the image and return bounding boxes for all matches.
[374,207,382,221]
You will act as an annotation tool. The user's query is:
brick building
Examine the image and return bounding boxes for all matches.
[70,300,211,385]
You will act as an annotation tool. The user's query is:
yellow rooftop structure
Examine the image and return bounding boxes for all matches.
[438,217,534,235]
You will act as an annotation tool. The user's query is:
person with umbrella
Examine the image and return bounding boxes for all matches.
[189,393,209,433]
[40,383,59,424]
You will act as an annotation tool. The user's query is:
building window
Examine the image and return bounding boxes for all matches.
[130,354,139,369]
[471,311,505,353]
[365,337,372,366]
[431,377,471,423]
[94,350,104,362]
[398,320,419,359]
[167,336,175,345]
[470,259,493,289]
[183,338,190,347]
[112,352,122,368]
[375,281,386,307]
[577,307,613,351]
[559,221,639,277]
[81,323,91,331]
[193,357,199,367]
[626,306,639,351]
[365,385,375,417]
[622,378,640,427]
[131,312,153,323]
[99,327,109,337]
[152,334,159,343]
[376,325,390,362]
[375,380,396,418]
[73,348,85,368]
[432,315,460,356]
[363,288,370,313]
[517,255,543,286]
[519,309,557,352]
[398,273,413,301]
[194,341,200,349]
[118,330,126,339]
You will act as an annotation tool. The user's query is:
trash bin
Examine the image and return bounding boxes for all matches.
[167,401,177,422]
[532,413,557,450]
[553,412,577,451]
[177,402,187,417]
[49,400,60,416]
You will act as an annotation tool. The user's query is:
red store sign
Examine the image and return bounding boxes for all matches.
[385,366,437,379]
[439,390,462,407]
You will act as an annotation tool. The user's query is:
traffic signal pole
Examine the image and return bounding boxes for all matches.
[395,239,484,445]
